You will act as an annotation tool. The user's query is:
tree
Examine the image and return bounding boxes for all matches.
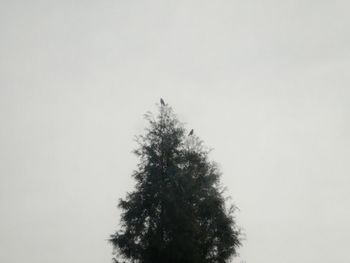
[110,102,241,263]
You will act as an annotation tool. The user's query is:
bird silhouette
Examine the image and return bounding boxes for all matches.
[160,98,165,106]
[188,129,194,136]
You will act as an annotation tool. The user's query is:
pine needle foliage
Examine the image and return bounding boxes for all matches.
[110,103,241,263]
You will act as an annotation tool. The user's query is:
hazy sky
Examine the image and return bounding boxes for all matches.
[1,1,350,263]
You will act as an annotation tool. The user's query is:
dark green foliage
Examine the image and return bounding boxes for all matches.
[110,103,241,263]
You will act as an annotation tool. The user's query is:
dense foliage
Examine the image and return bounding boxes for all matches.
[110,103,241,263]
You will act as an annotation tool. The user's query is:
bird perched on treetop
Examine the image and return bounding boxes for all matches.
[188,129,194,136]
[160,98,165,106]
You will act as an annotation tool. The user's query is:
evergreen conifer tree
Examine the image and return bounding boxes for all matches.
[110,102,241,263]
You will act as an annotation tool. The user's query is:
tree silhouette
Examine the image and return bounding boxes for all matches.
[110,102,241,263]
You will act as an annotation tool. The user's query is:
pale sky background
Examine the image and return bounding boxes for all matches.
[1,1,350,263]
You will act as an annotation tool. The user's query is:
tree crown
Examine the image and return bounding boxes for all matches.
[110,102,241,263]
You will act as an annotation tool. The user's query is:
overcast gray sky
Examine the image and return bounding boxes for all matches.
[1,1,350,263]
